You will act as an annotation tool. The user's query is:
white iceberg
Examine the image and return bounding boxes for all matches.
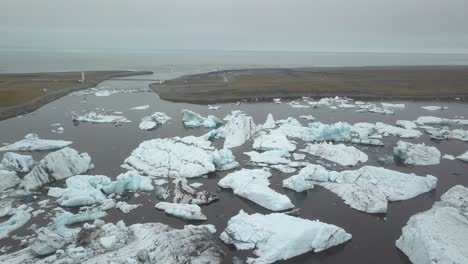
[421,105,448,111]
[139,112,171,130]
[0,209,31,240]
[354,122,422,139]
[129,104,150,110]
[220,210,352,264]
[208,105,221,110]
[218,169,294,211]
[299,115,315,121]
[283,165,437,213]
[457,150,468,162]
[393,141,441,166]
[102,171,154,194]
[396,120,418,130]
[0,134,72,152]
[244,150,291,165]
[396,185,468,264]
[155,202,207,220]
[48,175,110,207]
[261,113,276,130]
[72,111,131,124]
[301,142,368,166]
[0,170,21,191]
[212,148,239,171]
[116,201,141,213]
[415,116,468,126]
[182,109,222,128]
[224,113,257,148]
[293,153,306,160]
[423,126,468,141]
[442,154,456,160]
[381,103,405,108]
[1,152,34,173]
[20,147,92,189]
[253,132,296,152]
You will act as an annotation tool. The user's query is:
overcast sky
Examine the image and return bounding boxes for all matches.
[1,0,467,53]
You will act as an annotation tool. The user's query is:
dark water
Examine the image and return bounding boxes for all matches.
[0,79,467,263]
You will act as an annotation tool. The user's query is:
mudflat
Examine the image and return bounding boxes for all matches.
[0,70,152,120]
[152,66,468,103]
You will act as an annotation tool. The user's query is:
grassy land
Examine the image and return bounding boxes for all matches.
[0,71,152,120]
[152,66,468,103]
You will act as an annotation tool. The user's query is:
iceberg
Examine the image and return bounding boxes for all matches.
[283,165,437,213]
[354,122,422,139]
[20,147,92,189]
[0,134,72,152]
[212,148,239,171]
[123,136,217,178]
[48,175,111,207]
[138,112,171,130]
[0,201,12,217]
[396,185,468,264]
[224,113,257,148]
[299,115,315,120]
[261,113,276,130]
[129,105,149,110]
[301,142,368,166]
[421,105,448,111]
[415,116,468,126]
[202,126,225,140]
[155,202,207,220]
[0,222,224,264]
[218,169,294,211]
[116,201,141,213]
[253,132,296,152]
[173,178,218,205]
[271,164,297,173]
[244,150,291,165]
[381,103,405,108]
[396,120,418,130]
[293,153,306,160]
[0,209,31,240]
[208,105,221,110]
[72,111,131,124]
[442,154,456,160]
[102,171,154,194]
[182,109,222,128]
[423,126,468,141]
[0,170,21,191]
[457,150,468,162]
[393,141,441,166]
[220,210,352,264]
[1,152,34,173]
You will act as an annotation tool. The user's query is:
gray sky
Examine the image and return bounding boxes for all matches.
[1,0,467,53]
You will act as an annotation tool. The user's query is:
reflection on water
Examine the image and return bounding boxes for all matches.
[0,78,467,264]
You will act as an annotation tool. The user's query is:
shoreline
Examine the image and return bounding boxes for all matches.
[0,70,153,121]
[151,66,468,104]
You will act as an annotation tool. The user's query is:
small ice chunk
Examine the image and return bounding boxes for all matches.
[116,202,141,214]
[155,202,207,221]
[20,147,92,189]
[182,109,222,128]
[261,113,276,130]
[189,182,203,188]
[224,113,257,148]
[0,134,72,152]
[154,186,170,200]
[381,103,405,108]
[0,170,21,191]
[299,115,315,121]
[396,120,418,130]
[72,111,131,124]
[220,210,352,264]
[173,178,218,205]
[396,185,468,264]
[50,175,110,207]
[415,116,468,126]
[130,105,150,110]
[293,153,306,160]
[271,165,296,173]
[301,142,368,166]
[283,165,437,213]
[244,150,291,165]
[0,201,12,217]
[139,112,171,130]
[457,150,468,162]
[423,126,468,141]
[253,132,296,152]
[393,141,441,166]
[153,179,168,186]
[218,169,294,211]
[273,98,282,103]
[208,105,221,110]
[1,152,34,172]
[99,235,117,250]
[102,171,154,194]
[0,210,31,239]
[421,105,448,111]
[212,148,239,171]
[442,154,456,160]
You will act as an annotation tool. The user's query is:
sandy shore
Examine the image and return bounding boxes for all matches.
[151,66,468,103]
[0,70,152,121]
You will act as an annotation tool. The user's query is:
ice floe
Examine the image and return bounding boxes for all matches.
[354,122,422,139]
[457,150,468,162]
[442,154,456,160]
[0,220,224,263]
[299,115,315,121]
[224,113,257,148]
[123,136,231,178]
[1,152,34,173]
[381,103,405,108]
[421,105,448,111]
[396,185,468,264]
[218,169,294,211]
[138,112,172,130]
[244,150,291,165]
[415,116,468,126]
[116,201,141,213]
[0,134,72,152]
[182,109,222,128]
[301,142,368,166]
[20,147,92,189]
[129,104,150,110]
[393,141,441,166]
[396,120,418,130]
[155,202,207,220]
[422,126,468,141]
[253,132,296,152]
[220,210,352,264]
[72,111,131,124]
[283,165,437,213]
[0,170,21,191]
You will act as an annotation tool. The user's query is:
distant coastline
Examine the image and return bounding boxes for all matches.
[0,70,153,121]
[151,66,468,104]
